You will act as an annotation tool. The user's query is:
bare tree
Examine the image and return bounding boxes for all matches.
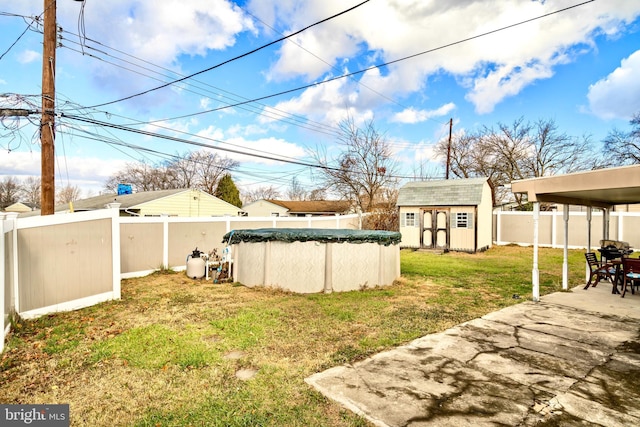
[19,176,41,208]
[436,117,596,207]
[307,187,327,201]
[362,186,399,231]
[56,185,82,205]
[104,162,163,193]
[311,117,399,212]
[603,112,640,166]
[0,177,21,210]
[167,152,198,189]
[242,186,281,204]
[190,151,238,194]
[286,176,307,200]
[105,151,238,195]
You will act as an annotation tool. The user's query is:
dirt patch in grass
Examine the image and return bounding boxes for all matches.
[0,246,585,426]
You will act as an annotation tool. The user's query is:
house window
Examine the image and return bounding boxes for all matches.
[270,212,280,217]
[401,212,417,227]
[452,212,473,229]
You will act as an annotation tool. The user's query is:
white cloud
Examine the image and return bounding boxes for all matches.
[3,0,256,106]
[465,61,555,114]
[0,150,127,193]
[84,1,253,64]
[251,0,640,113]
[392,103,456,124]
[199,97,211,110]
[16,50,40,64]
[196,126,305,165]
[587,50,640,120]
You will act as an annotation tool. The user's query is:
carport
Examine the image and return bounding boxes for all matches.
[510,164,640,301]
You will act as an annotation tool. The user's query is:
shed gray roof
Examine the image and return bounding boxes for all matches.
[397,178,488,207]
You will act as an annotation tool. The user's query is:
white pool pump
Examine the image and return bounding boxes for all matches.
[186,247,205,279]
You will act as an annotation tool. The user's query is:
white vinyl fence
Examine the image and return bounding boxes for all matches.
[3,207,637,352]
[0,211,361,352]
[493,210,640,250]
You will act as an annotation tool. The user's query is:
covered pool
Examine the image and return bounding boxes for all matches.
[223,228,402,293]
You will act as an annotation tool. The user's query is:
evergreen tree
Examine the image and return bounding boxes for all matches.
[215,174,242,207]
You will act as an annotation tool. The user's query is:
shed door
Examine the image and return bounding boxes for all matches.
[421,209,449,249]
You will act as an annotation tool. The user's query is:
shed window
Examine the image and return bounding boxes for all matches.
[451,212,473,229]
[401,212,417,227]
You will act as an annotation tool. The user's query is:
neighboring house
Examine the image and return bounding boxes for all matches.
[242,199,352,217]
[20,189,244,217]
[397,178,493,252]
[3,202,36,213]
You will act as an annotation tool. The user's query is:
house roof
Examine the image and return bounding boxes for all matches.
[68,189,187,211]
[20,189,241,217]
[18,189,188,217]
[265,199,352,214]
[4,202,37,212]
[397,178,488,207]
[511,164,640,209]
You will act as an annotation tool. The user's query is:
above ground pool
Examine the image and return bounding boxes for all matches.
[222,228,402,293]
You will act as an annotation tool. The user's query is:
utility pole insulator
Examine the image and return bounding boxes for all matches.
[0,109,34,117]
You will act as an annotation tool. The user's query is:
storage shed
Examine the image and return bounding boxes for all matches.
[397,178,493,252]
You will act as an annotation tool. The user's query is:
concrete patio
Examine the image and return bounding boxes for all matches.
[306,282,640,426]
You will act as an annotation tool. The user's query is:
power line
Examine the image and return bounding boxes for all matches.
[242,6,449,127]
[55,97,317,165]
[87,0,371,108]
[56,33,342,138]
[58,123,314,189]
[83,0,593,124]
[61,112,339,170]
[0,15,39,61]
[60,112,423,180]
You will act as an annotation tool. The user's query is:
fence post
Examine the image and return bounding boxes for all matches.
[551,210,557,248]
[532,202,540,302]
[161,214,169,269]
[0,213,5,353]
[617,211,624,242]
[562,205,569,290]
[111,207,122,299]
[6,213,19,314]
[586,207,592,283]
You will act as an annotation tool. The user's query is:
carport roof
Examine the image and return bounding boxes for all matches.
[511,165,640,209]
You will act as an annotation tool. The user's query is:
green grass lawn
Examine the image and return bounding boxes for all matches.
[0,246,586,426]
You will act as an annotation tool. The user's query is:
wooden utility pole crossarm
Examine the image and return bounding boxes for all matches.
[41,0,57,215]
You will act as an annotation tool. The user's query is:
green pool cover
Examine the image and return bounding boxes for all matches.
[222,228,401,246]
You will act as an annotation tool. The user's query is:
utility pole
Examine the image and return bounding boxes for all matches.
[41,0,57,215]
[445,117,452,180]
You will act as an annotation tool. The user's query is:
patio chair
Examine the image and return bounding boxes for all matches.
[621,257,640,298]
[584,252,615,290]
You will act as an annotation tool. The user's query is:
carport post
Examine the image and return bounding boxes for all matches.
[562,205,569,290]
[586,207,592,283]
[532,202,540,302]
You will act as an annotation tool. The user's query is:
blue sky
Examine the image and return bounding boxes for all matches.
[1,0,640,199]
